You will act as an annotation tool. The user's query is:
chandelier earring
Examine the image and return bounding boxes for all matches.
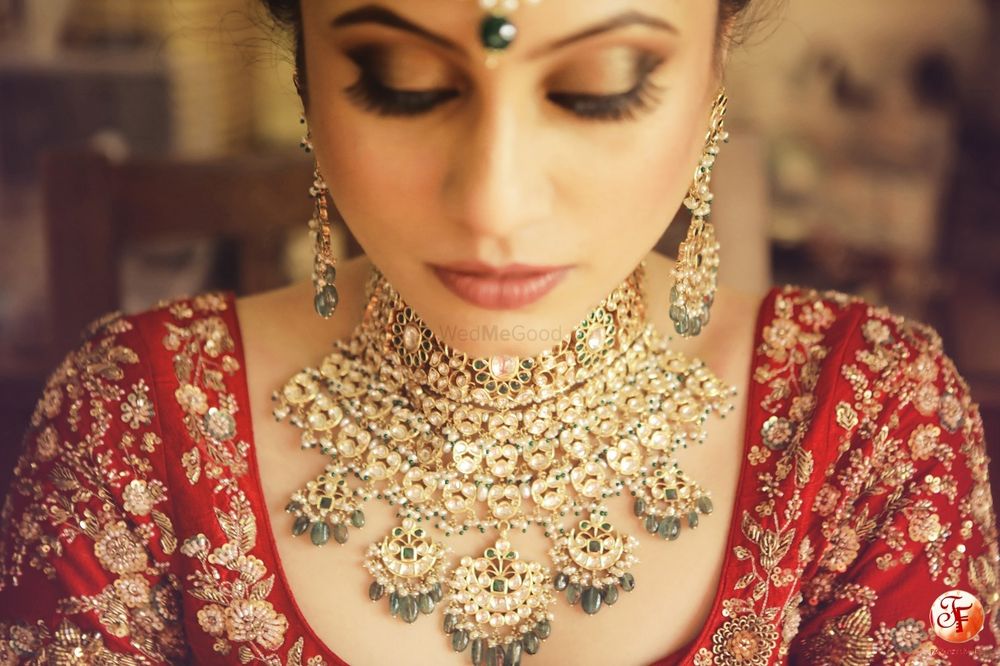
[300,115,339,319]
[669,88,729,338]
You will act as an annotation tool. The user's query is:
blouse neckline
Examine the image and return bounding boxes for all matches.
[223,284,780,666]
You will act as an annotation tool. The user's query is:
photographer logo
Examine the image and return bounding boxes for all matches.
[930,589,985,643]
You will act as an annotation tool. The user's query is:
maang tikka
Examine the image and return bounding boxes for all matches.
[475,0,541,67]
[300,114,340,320]
[669,88,729,338]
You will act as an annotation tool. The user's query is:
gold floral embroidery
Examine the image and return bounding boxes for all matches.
[121,379,155,430]
[711,612,779,665]
[0,311,187,662]
[787,294,1000,664]
[795,605,878,666]
[160,292,328,665]
[121,478,165,517]
[161,295,247,481]
[93,520,149,575]
[707,284,996,664]
[0,617,150,665]
[872,617,936,658]
[180,489,292,662]
[705,287,855,663]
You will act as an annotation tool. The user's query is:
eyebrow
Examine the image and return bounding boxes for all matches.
[330,4,678,59]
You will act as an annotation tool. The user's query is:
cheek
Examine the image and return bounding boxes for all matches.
[313,115,443,246]
[556,105,707,244]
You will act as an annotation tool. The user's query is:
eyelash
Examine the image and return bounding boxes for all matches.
[342,54,666,122]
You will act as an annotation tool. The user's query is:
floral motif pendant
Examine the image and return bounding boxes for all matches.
[444,535,556,663]
[549,515,640,614]
[363,519,451,624]
[632,465,715,540]
[284,467,365,546]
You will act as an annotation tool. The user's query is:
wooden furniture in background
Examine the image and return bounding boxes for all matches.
[40,147,363,362]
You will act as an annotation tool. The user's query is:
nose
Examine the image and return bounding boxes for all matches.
[441,91,552,239]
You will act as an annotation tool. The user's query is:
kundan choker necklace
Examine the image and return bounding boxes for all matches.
[272,260,738,665]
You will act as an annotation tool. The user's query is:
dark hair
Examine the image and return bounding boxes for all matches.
[261,0,761,109]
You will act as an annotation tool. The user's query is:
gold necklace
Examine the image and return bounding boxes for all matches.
[272,260,737,665]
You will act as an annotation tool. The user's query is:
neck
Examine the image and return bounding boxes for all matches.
[346,260,651,411]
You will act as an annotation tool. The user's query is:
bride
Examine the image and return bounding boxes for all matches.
[1,1,998,664]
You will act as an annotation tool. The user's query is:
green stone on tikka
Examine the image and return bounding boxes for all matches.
[480,14,517,50]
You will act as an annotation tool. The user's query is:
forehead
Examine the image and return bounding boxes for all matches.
[317,0,714,57]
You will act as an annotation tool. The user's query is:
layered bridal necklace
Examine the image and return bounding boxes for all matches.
[272,260,737,665]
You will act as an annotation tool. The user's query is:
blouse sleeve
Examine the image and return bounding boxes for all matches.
[788,317,1000,664]
[0,312,189,664]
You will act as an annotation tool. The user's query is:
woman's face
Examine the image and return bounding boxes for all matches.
[301,0,726,356]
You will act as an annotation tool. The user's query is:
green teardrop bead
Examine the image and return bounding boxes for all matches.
[309,521,329,546]
[314,285,339,318]
[292,515,310,536]
[332,523,349,544]
[444,613,458,634]
[661,515,681,540]
[581,587,602,615]
[644,515,660,534]
[535,620,552,639]
[389,592,400,616]
[504,641,522,666]
[451,629,469,652]
[397,595,418,623]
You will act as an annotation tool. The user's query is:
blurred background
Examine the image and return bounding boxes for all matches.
[0,0,998,508]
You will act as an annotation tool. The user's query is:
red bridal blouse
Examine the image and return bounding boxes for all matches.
[2,284,999,665]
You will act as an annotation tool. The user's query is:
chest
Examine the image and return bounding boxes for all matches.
[246,369,751,666]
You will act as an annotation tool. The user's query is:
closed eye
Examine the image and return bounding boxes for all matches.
[341,50,667,122]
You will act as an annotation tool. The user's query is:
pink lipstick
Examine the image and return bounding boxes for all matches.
[430,262,571,310]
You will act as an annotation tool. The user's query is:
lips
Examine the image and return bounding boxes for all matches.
[436,261,568,276]
[430,262,571,310]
